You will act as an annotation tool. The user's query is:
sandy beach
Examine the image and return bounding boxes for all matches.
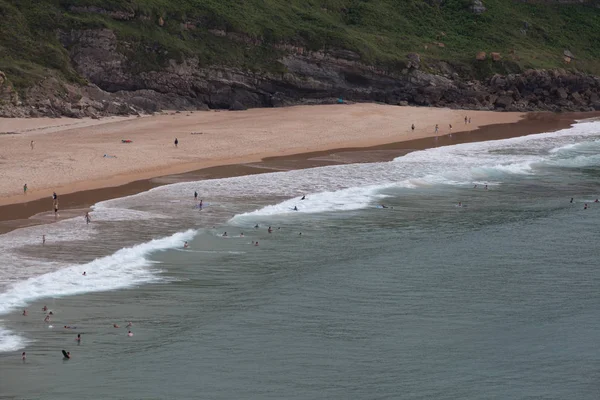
[0,104,522,205]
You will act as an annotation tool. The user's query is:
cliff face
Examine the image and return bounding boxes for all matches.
[1,0,600,117]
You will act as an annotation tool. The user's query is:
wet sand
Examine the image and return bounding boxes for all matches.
[0,110,593,234]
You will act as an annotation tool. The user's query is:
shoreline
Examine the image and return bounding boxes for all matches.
[0,110,594,234]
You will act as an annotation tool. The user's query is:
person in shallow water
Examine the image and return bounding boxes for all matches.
[183,241,188,248]
[268,226,272,233]
[76,334,81,343]
[293,206,298,211]
[584,204,588,210]
[127,331,133,337]
[301,195,306,200]
[570,198,574,203]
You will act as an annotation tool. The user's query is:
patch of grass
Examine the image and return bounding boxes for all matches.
[1,0,600,90]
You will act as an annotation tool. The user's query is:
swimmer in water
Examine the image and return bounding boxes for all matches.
[570,198,574,203]
[380,204,388,209]
[222,232,228,237]
[127,331,133,337]
[183,241,189,248]
[255,241,259,246]
[485,184,488,190]
[22,352,26,361]
[76,334,81,343]
[82,271,86,276]
[299,232,302,236]
[44,315,50,323]
[22,309,27,316]
[113,324,120,328]
[595,199,599,203]
[301,195,306,200]
[63,351,71,359]
[240,233,244,237]
[473,184,478,189]
[293,206,298,211]
[49,311,53,315]
[254,224,259,229]
[584,203,588,210]
[42,305,47,312]
[268,226,272,233]
[127,322,132,327]
[458,202,463,207]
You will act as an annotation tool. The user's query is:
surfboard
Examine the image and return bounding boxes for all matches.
[62,350,70,359]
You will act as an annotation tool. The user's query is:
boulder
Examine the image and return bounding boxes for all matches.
[470,0,487,14]
[229,101,247,111]
[406,53,421,69]
[495,96,513,108]
[491,52,501,61]
[563,49,576,59]
[556,87,568,99]
[476,52,486,61]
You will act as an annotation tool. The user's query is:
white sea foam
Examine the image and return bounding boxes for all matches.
[0,229,196,316]
[0,326,29,352]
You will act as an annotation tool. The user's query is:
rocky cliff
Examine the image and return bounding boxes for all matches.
[1,0,600,117]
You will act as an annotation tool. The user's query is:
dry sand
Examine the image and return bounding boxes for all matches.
[0,104,522,206]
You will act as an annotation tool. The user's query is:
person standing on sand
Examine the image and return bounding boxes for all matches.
[174,138,179,148]
[468,117,471,124]
[23,184,27,194]
[411,124,415,132]
[465,116,468,125]
[30,140,35,150]
[434,124,439,134]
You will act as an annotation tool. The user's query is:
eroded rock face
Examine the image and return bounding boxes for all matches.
[3,28,600,117]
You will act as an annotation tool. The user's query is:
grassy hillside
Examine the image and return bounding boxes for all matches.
[1,0,600,89]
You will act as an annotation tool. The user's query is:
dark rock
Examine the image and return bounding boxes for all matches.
[470,0,487,14]
[495,96,513,108]
[229,101,247,111]
[406,53,421,69]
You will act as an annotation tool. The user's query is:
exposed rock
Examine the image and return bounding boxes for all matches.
[564,49,576,59]
[470,0,487,14]
[158,17,165,26]
[476,52,487,61]
[495,96,513,108]
[557,87,568,99]
[406,53,421,69]
[229,101,247,111]
[491,52,501,61]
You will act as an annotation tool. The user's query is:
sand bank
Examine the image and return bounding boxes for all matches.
[0,104,521,206]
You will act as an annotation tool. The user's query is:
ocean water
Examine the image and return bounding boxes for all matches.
[1,121,600,399]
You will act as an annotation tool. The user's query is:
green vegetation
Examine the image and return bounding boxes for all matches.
[1,0,600,89]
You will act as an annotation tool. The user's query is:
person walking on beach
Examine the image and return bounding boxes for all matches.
[434,124,439,134]
[30,140,35,150]
[411,124,415,132]
[23,184,27,195]
[174,138,179,148]
[464,116,468,125]
[54,201,59,218]
[85,212,91,224]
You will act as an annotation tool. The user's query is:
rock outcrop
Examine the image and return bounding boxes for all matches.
[2,28,600,117]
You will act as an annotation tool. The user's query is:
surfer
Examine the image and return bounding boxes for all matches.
[183,241,189,248]
[268,226,272,233]
[85,212,91,224]
[301,195,306,200]
[194,191,198,200]
[293,206,298,211]
[127,331,133,337]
